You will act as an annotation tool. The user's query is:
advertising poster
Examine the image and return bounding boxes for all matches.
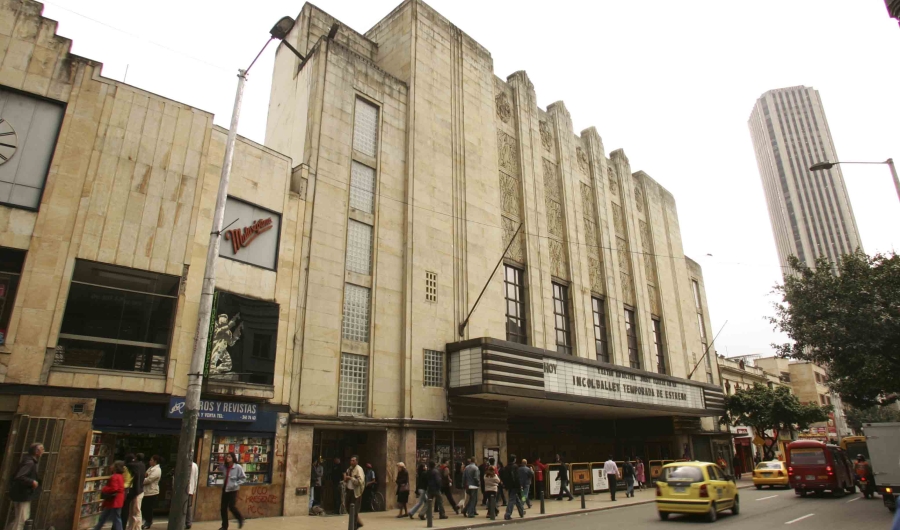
[592,467,609,492]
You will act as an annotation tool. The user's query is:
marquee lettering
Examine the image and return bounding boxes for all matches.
[225,218,273,254]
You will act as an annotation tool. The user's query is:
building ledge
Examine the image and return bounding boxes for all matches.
[204,379,274,401]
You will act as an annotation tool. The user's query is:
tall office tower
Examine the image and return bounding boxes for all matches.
[748,86,863,273]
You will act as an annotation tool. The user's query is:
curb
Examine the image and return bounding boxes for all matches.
[429,483,756,530]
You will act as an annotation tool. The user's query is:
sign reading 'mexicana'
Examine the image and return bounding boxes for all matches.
[219,196,281,270]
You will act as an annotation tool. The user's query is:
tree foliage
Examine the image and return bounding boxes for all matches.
[771,251,900,409]
[844,405,900,434]
[722,384,830,459]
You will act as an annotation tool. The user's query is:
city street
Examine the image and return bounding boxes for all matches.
[511,487,894,529]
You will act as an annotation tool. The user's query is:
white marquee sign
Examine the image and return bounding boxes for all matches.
[543,358,705,409]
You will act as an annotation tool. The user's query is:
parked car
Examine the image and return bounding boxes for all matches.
[655,461,739,522]
[787,440,855,497]
[753,461,790,489]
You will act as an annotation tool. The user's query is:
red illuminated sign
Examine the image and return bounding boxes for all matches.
[224,218,273,254]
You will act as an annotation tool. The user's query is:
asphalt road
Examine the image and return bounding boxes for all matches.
[507,486,895,529]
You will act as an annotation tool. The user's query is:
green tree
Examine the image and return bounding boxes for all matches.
[844,405,900,434]
[771,251,900,409]
[721,384,830,460]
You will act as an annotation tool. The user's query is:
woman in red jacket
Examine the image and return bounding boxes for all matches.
[95,461,126,530]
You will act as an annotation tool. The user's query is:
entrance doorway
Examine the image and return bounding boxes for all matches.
[312,430,385,514]
[109,432,181,519]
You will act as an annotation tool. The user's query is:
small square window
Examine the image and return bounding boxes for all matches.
[425,271,437,302]
[424,349,443,387]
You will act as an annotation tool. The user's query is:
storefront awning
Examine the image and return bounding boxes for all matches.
[447,337,726,419]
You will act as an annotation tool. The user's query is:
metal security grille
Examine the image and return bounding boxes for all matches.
[349,162,375,214]
[346,220,373,275]
[425,271,437,302]
[342,284,371,343]
[339,353,368,416]
[352,98,379,157]
[0,415,65,530]
[424,349,443,387]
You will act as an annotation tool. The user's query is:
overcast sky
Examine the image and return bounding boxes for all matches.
[41,0,900,359]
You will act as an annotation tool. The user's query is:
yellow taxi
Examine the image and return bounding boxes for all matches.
[656,462,739,522]
[752,460,790,489]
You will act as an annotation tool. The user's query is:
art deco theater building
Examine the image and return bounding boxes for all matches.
[0,0,727,526]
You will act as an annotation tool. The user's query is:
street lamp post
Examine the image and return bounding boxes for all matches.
[166,16,304,530]
[809,158,900,205]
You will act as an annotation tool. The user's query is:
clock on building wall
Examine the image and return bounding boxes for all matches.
[0,118,17,164]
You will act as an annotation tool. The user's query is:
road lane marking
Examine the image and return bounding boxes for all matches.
[785,514,815,525]
[846,496,861,503]
[756,495,778,501]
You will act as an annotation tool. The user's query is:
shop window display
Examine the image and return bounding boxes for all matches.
[76,432,115,528]
[208,435,272,486]
[206,291,278,385]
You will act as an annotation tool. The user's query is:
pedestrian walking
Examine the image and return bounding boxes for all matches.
[501,456,525,520]
[343,455,365,528]
[123,454,144,530]
[218,452,246,530]
[94,461,126,530]
[395,462,410,518]
[554,454,573,501]
[362,463,377,512]
[533,457,547,502]
[479,458,488,505]
[6,442,43,530]
[517,459,534,508]
[463,457,480,517]
[426,461,448,520]
[483,466,501,518]
[185,460,198,529]
[623,458,636,498]
[140,455,161,529]
[635,458,645,491]
[409,462,429,520]
[603,456,619,501]
[732,453,742,479]
[312,458,324,507]
[330,457,343,515]
[439,458,459,514]
[494,458,507,506]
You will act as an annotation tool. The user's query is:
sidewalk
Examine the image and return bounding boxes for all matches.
[188,479,754,530]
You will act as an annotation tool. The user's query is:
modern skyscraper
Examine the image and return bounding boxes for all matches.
[748,86,863,273]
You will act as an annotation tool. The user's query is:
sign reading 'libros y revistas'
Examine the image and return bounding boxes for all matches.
[543,358,705,410]
[167,397,258,422]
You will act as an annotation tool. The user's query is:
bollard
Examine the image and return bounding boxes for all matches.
[23,521,33,530]
[348,501,356,530]
[426,497,434,528]
[489,494,496,520]
[539,488,545,514]
[580,489,586,509]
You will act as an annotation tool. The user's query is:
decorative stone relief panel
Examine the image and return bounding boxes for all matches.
[503,216,525,263]
[498,131,519,176]
[576,146,589,174]
[612,203,626,237]
[633,176,644,213]
[617,240,630,272]
[580,182,594,216]
[543,159,560,201]
[496,91,512,124]
[617,236,634,305]
[620,271,635,305]
[550,239,568,279]
[500,173,520,218]
[539,120,552,150]
[546,200,563,238]
[608,166,619,197]
[639,220,651,250]
[588,256,604,294]
[648,284,660,315]
[644,254,655,283]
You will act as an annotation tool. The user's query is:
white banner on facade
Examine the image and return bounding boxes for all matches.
[543,358,705,409]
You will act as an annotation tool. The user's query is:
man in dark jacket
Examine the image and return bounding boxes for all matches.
[330,457,343,515]
[439,458,458,514]
[555,454,573,501]
[426,461,448,519]
[9,443,43,530]
[501,455,525,520]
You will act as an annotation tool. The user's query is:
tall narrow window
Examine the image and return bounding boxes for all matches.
[624,308,640,369]
[692,279,712,381]
[423,349,443,387]
[425,271,437,302]
[552,282,571,355]
[652,318,666,375]
[352,98,379,157]
[346,220,373,275]
[339,352,368,416]
[349,162,376,214]
[342,284,371,343]
[591,297,609,363]
[504,265,527,344]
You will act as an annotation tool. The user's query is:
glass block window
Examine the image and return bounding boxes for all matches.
[342,284,370,343]
[504,265,527,344]
[552,282,572,355]
[624,308,641,369]
[350,161,375,214]
[652,318,666,375]
[346,220,373,275]
[339,352,368,416]
[424,349,443,387]
[425,271,437,302]
[591,296,609,363]
[353,98,379,157]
